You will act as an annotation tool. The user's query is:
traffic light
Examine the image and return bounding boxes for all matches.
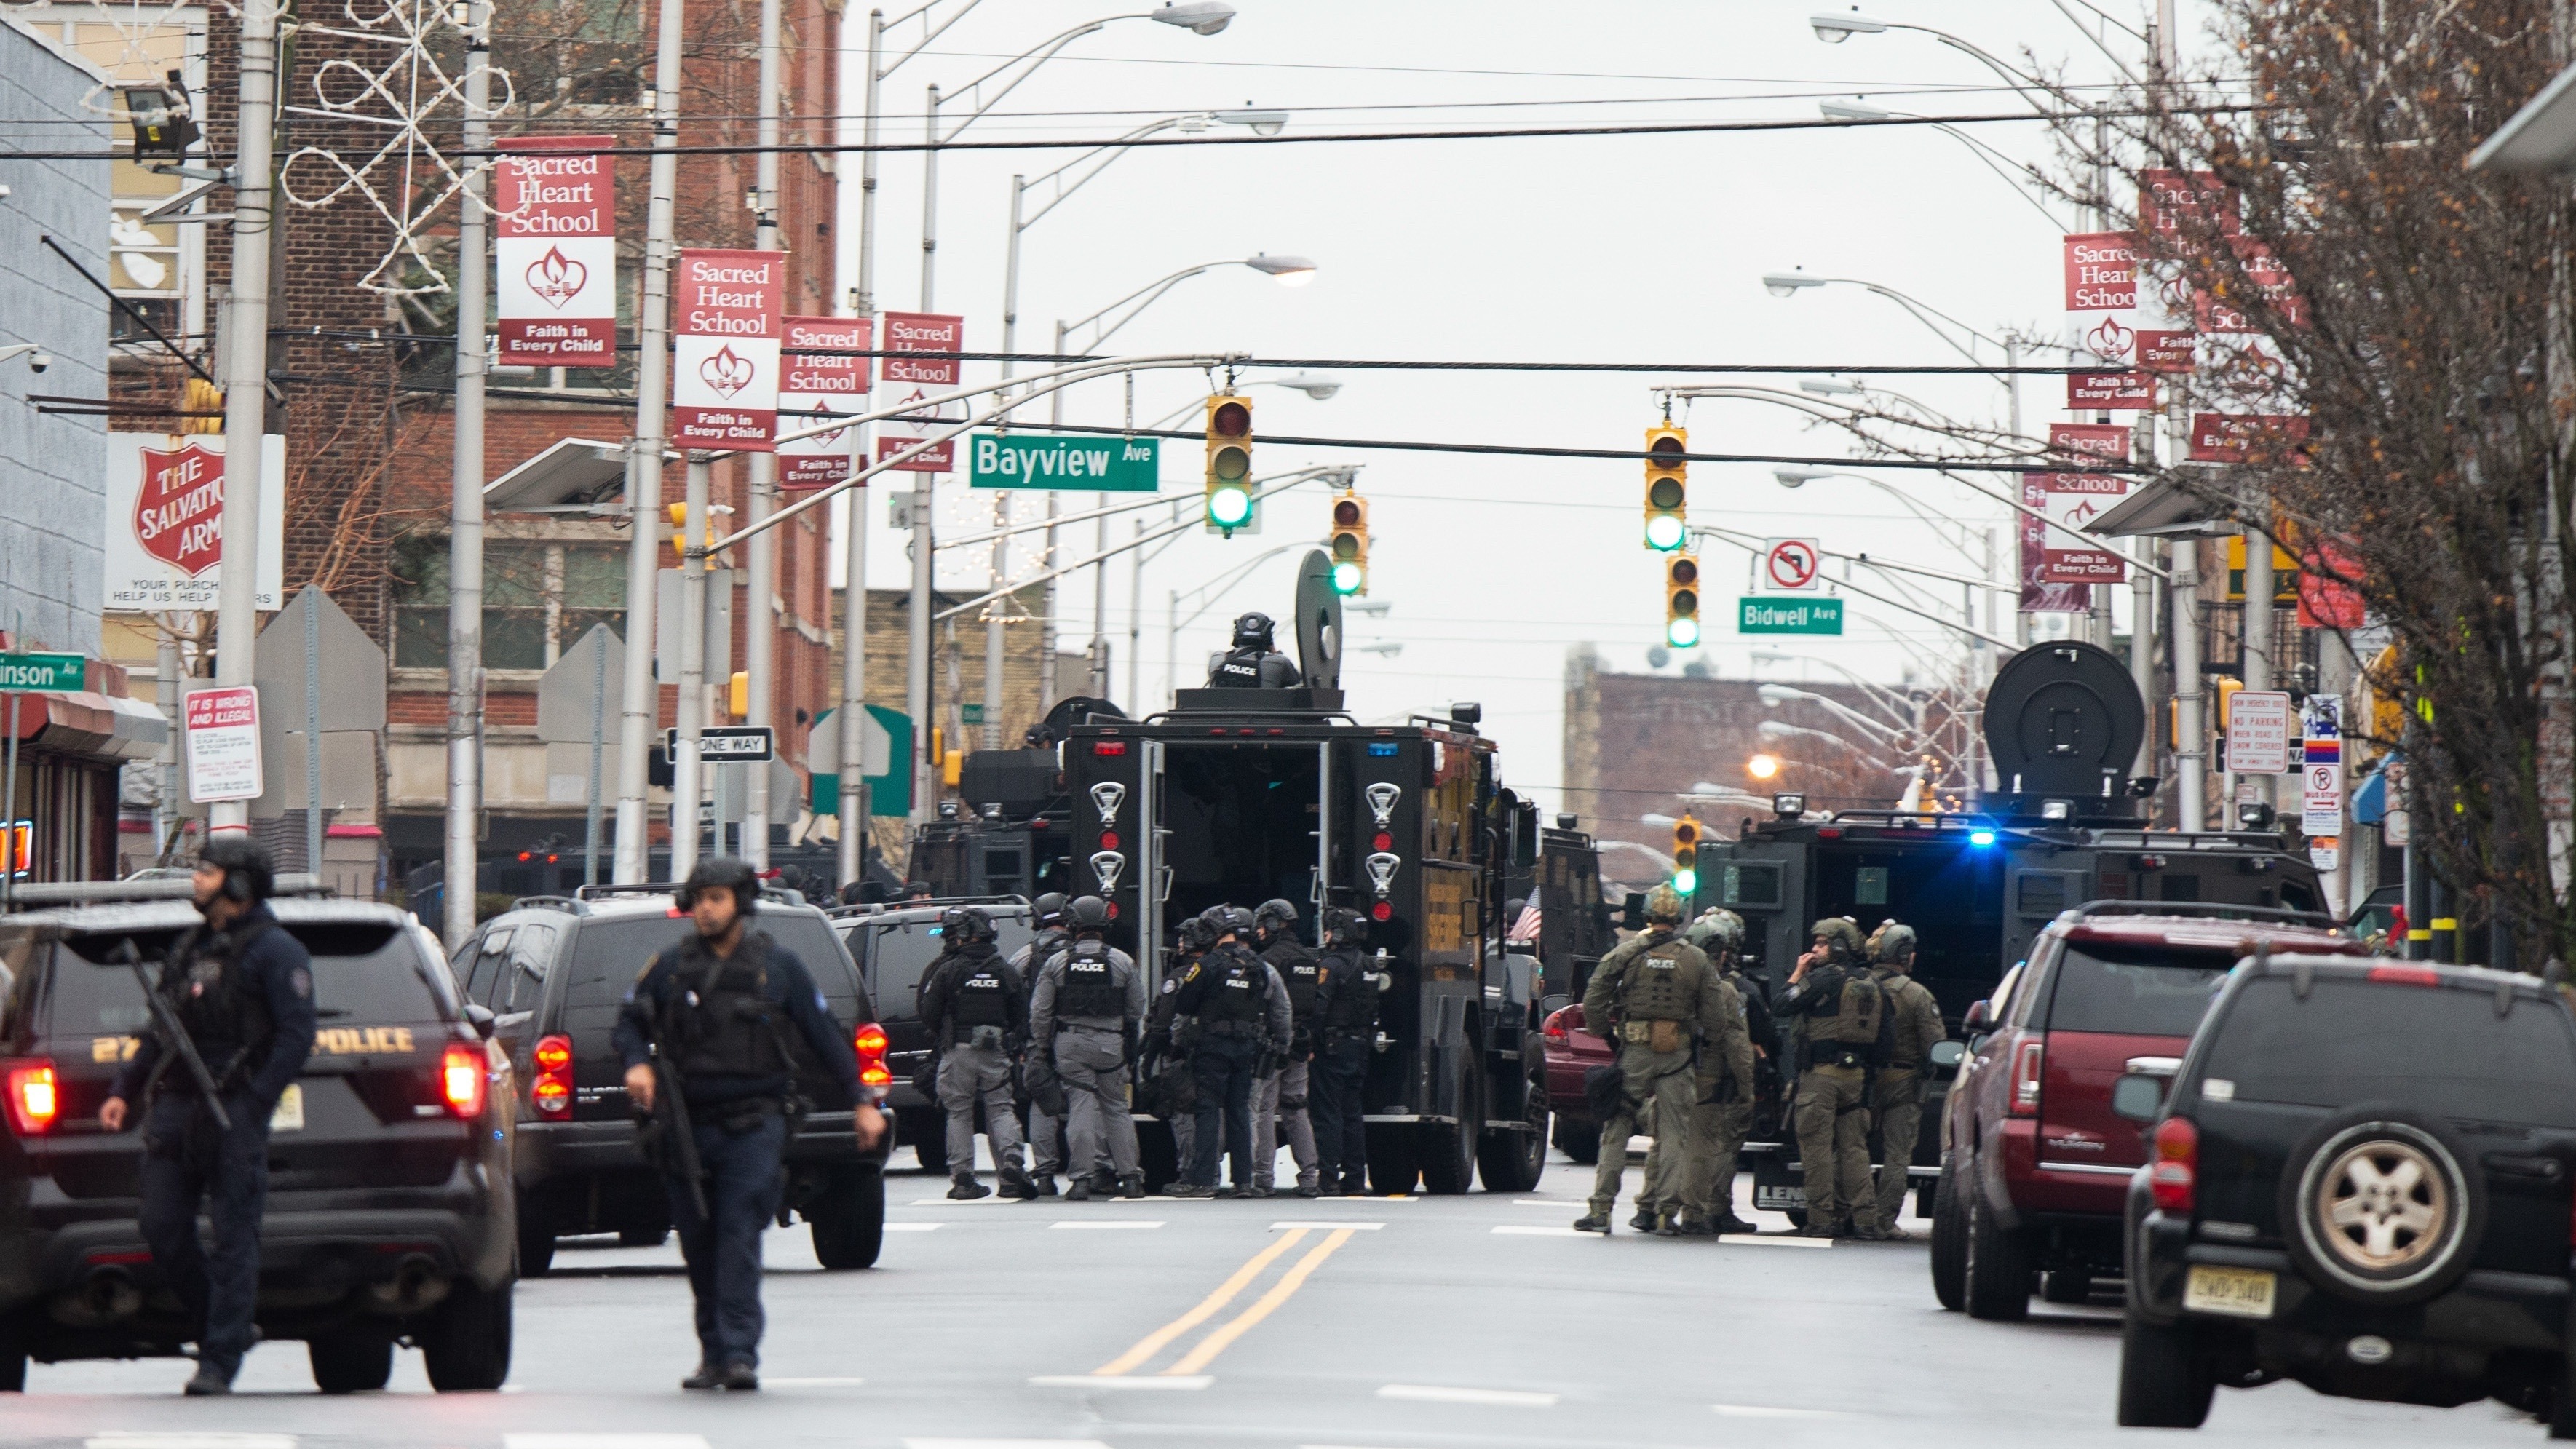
[1205,394,1255,535]
[1664,551,1702,648]
[1328,490,1368,595]
[665,502,731,563]
[1642,422,1687,550]
[1671,814,1702,896]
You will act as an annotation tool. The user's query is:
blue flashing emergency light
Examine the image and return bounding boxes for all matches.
[1968,830,1997,847]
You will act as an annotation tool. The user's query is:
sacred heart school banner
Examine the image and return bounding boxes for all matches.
[494,137,615,365]
[778,314,872,490]
[103,434,286,611]
[673,249,785,450]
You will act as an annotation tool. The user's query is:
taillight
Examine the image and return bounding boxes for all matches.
[854,1022,890,1089]
[2149,1116,2198,1213]
[1541,1007,1571,1044]
[5,1060,58,1135]
[2368,964,2442,987]
[531,1033,574,1121]
[442,1043,488,1120]
[2008,1039,2045,1117]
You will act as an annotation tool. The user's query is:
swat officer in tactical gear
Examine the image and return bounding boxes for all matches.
[1860,922,1945,1239]
[1774,917,1889,1238]
[1307,908,1379,1195]
[1574,884,1743,1234]
[1012,893,1072,1194]
[1167,907,1291,1196]
[1641,910,1767,1235]
[100,838,319,1395]
[614,857,883,1389]
[1030,896,1147,1199]
[1248,898,1324,1197]
[1205,611,1301,688]
[916,905,1036,1201]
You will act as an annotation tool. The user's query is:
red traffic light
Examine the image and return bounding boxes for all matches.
[1649,434,1686,463]
[1333,497,1363,527]
[1210,400,1251,437]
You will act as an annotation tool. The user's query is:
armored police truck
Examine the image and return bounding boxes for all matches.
[1061,552,1551,1194]
[1707,641,2329,1220]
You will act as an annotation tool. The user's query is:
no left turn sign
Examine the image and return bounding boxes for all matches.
[1763,538,1821,592]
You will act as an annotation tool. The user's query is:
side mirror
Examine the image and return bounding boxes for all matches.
[461,1004,497,1039]
[2111,1073,2167,1123]
[1961,1000,1992,1034]
[1927,1039,1967,1070]
[1622,891,1647,931]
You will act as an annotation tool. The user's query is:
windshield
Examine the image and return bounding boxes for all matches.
[47,922,449,1039]
[2200,976,2576,1127]
[2044,940,2234,1037]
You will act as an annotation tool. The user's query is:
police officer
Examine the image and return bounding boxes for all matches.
[916,905,1036,1201]
[1307,908,1379,1195]
[1205,611,1301,688]
[1012,893,1072,1195]
[614,857,884,1389]
[99,838,318,1394]
[1248,898,1324,1197]
[1146,913,1218,1175]
[1574,885,1741,1235]
[1774,918,1887,1239]
[1030,896,1146,1200]
[1167,907,1289,1197]
[1860,922,1945,1240]
[1637,910,1767,1234]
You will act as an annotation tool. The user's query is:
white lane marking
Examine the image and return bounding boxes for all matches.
[504,1438,713,1449]
[1491,1225,1593,1236]
[1047,1220,1164,1230]
[908,1196,1034,1206]
[1377,1384,1559,1407]
[1510,1198,1583,1206]
[1270,1220,1384,1230]
[908,1441,1114,1449]
[885,1222,945,1232]
[91,1438,297,1449]
[1712,1404,1849,1418]
[1026,1374,1213,1390]
[1717,1234,1831,1248]
[761,1376,871,1386]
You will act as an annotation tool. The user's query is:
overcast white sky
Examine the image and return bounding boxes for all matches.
[828,0,2152,822]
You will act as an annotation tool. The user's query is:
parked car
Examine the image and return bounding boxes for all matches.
[1535,1001,1613,1163]
[1932,902,2363,1318]
[455,883,890,1274]
[833,897,1032,1172]
[0,896,515,1392]
[2117,954,2576,1432]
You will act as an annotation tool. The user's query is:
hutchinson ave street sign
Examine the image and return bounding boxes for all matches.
[970,432,1159,491]
[0,654,84,691]
[1738,596,1845,635]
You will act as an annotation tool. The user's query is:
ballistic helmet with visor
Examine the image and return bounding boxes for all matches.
[1033,892,1069,927]
[1642,884,1686,924]
[676,856,761,916]
[1068,895,1111,932]
[940,905,994,942]
[198,837,276,905]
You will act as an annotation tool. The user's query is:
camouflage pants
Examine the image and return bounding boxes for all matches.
[1791,1065,1871,1228]
[1864,1067,1923,1231]
[1588,1044,1695,1216]
[1638,1095,1752,1221]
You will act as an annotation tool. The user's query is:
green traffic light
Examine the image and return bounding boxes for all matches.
[1644,514,1686,550]
[1673,867,1698,895]
[1331,560,1364,595]
[1665,616,1701,648]
[1208,485,1253,528]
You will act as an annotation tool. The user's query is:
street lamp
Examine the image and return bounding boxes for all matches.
[1746,753,1782,781]
[1818,98,2064,229]
[1151,1,1237,33]
[1759,270,2010,369]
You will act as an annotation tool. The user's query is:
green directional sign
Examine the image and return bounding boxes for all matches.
[0,653,85,691]
[969,432,1159,491]
[1737,596,1844,636]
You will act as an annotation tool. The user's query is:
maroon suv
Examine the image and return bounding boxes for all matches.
[1931,902,2363,1319]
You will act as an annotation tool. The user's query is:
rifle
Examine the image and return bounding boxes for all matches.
[112,938,231,1130]
[647,1055,709,1222]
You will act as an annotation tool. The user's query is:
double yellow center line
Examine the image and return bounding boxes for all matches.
[1090,1226,1358,1378]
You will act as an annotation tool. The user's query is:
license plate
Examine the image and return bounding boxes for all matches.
[2183,1263,2276,1319]
[268,1083,305,1132]
[1753,1183,1806,1210]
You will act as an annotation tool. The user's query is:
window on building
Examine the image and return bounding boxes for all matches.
[392,537,627,672]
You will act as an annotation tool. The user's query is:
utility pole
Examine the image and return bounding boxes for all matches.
[740,0,783,870]
[614,0,689,882]
[207,0,282,841]
[671,455,713,878]
[443,0,493,944]
[908,83,941,825]
[836,8,885,890]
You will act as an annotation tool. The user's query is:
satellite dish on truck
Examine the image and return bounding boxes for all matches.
[1981,640,2147,818]
[1293,547,1344,691]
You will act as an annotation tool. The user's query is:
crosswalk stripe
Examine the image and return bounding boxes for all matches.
[503,1437,713,1449]
[90,1437,296,1449]
[1047,1220,1163,1230]
[1712,1404,1848,1418]
[1377,1384,1559,1407]
[1717,1234,1831,1248]
[906,1440,1115,1448]
[1269,1220,1383,1230]
[885,1222,944,1231]
[1491,1225,1591,1236]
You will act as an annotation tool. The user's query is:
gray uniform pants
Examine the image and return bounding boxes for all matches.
[1029,1099,1063,1179]
[1056,1027,1140,1180]
[1865,1066,1924,1230]
[1588,1042,1696,1216]
[1792,1064,1871,1228]
[1251,1060,1319,1191]
[937,1042,1024,1179]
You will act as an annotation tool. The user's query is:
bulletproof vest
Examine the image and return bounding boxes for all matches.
[1054,940,1122,1019]
[1265,940,1323,1021]
[944,946,1013,1041]
[1618,933,1693,1022]
[1318,950,1377,1033]
[1209,647,1297,688]
[665,934,788,1080]
[164,919,278,1085]
[1808,964,1887,1049]
[1020,928,1069,993]
[1200,946,1267,1026]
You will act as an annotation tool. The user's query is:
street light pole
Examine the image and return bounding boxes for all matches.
[742,0,784,870]
[442,0,492,942]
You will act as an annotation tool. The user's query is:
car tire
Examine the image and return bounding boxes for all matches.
[1929,1167,1969,1312]
[1419,1054,1483,1196]
[516,1205,557,1278]
[1964,1189,2035,1322]
[1138,1118,1181,1194]
[1476,1081,1547,1192]
[2117,1313,2214,1429]
[0,1307,28,1392]
[1914,1180,1938,1221]
[809,1164,885,1270]
[2279,1104,2484,1309]
[617,1226,669,1248]
[2550,1346,2576,1440]
[309,1333,395,1394]
[1366,1121,1420,1196]
[421,1277,513,1392]
[1550,1116,1598,1165]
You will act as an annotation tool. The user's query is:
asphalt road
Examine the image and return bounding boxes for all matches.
[10,1151,2556,1448]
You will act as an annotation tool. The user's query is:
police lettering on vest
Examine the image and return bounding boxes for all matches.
[1620,938,1693,1022]
[949,959,1013,1041]
[1055,942,1122,1020]
[1276,954,1323,1021]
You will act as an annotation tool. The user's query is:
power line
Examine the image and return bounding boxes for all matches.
[1028,421,2112,475]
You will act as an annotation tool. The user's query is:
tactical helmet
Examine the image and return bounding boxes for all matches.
[1322,906,1367,945]
[677,855,760,916]
[198,836,276,904]
[1231,611,1277,649]
[1684,908,1743,956]
[1253,898,1301,934]
[1218,905,1258,937]
[1033,892,1069,927]
[1642,884,1686,924]
[1873,921,1919,965]
[1067,895,1111,932]
[1810,916,1865,964]
[1176,915,1220,951]
[939,905,994,942]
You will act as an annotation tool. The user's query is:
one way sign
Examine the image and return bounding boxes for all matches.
[664,725,774,762]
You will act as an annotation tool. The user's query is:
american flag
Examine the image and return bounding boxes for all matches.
[1508,899,1542,943]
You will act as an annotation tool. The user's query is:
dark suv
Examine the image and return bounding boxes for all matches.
[457,884,890,1274]
[0,896,515,1392]
[1934,902,2363,1319]
[2117,955,2576,1432]
[833,899,1032,1172]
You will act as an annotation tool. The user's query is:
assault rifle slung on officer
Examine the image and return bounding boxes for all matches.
[112,937,232,1130]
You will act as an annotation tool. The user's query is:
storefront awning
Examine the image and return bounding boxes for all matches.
[1,689,168,761]
[2085,476,2240,539]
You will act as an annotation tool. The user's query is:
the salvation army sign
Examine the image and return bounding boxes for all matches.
[103,434,285,611]
[778,314,871,490]
[494,137,615,365]
[673,249,785,450]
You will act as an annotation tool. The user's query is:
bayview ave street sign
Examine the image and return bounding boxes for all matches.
[1738,596,1844,635]
[970,433,1159,491]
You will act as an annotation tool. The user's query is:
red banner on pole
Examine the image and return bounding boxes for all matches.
[876,312,964,473]
[2019,472,2093,614]
[673,249,785,450]
[2066,370,2157,410]
[778,315,871,491]
[2034,424,2131,584]
[2188,413,2310,464]
[2063,232,2138,311]
[494,137,616,365]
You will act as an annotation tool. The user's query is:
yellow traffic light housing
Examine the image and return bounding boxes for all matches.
[1205,394,1255,535]
[666,502,731,564]
[1328,491,1368,595]
[1664,551,1702,648]
[1643,422,1687,550]
[1671,814,1702,896]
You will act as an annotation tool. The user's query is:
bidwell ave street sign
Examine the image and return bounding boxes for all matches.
[1738,596,1845,635]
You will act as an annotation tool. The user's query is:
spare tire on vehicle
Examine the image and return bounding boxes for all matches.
[2279,1104,2484,1309]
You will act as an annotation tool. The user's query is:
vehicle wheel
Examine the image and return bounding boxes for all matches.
[1419,1054,1483,1196]
[1476,1081,1547,1193]
[0,1308,27,1392]
[421,1277,513,1392]
[309,1333,395,1394]
[2549,1345,2576,1440]
[2279,1105,2484,1309]
[1138,1119,1180,1194]
[617,1226,669,1248]
[2042,1269,2093,1304]
[809,1165,885,1270]
[1550,1116,1598,1165]
[515,1204,556,1278]
[1366,1121,1419,1196]
[1929,1167,1969,1313]
[1963,1191,2036,1322]
[2117,1313,2214,1429]
[1915,1181,1938,1221]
